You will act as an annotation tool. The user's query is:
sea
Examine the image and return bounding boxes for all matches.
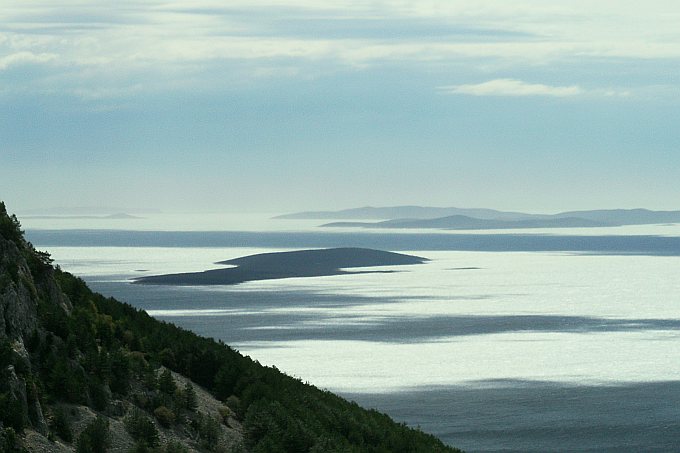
[24,213,680,452]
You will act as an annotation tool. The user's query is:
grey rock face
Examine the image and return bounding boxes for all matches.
[0,238,39,340]
[5,365,29,428]
[1,235,48,436]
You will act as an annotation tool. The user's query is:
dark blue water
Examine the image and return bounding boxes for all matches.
[347,381,680,452]
[25,229,680,256]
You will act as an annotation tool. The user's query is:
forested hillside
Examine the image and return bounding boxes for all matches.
[0,202,461,452]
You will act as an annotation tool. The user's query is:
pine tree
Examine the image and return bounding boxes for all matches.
[159,369,176,395]
[184,382,197,412]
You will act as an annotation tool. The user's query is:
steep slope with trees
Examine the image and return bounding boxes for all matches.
[0,202,461,453]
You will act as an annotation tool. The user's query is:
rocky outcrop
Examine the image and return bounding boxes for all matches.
[5,365,29,427]
[0,237,39,340]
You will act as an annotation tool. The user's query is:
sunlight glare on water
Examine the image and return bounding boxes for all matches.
[45,246,680,393]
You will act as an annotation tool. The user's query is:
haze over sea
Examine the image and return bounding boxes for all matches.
[25,213,680,452]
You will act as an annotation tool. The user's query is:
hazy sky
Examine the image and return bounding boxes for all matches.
[2,1,680,213]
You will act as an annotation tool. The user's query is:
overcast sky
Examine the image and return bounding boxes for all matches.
[2,0,680,213]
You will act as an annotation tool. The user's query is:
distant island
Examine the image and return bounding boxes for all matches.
[134,247,428,285]
[322,215,611,230]
[276,206,680,230]
[274,205,535,220]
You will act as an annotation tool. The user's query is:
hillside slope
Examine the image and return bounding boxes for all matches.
[0,202,461,453]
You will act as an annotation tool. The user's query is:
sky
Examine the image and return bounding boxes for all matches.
[1,0,680,214]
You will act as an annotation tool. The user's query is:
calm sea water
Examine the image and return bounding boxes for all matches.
[25,214,680,452]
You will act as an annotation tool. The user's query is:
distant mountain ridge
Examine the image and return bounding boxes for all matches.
[551,208,680,225]
[323,215,611,230]
[275,205,535,220]
[277,206,680,230]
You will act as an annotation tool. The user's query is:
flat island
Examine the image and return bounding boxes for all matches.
[133,247,428,285]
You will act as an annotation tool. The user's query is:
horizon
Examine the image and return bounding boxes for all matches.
[9,203,680,217]
[2,1,680,212]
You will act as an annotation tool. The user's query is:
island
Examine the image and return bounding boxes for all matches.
[276,205,680,229]
[134,247,428,285]
[321,215,611,230]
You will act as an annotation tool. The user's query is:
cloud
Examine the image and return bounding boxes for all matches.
[441,79,582,97]
[0,51,56,70]
[2,1,680,100]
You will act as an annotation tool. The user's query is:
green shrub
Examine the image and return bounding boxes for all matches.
[110,350,132,395]
[51,406,73,442]
[225,395,240,414]
[217,405,231,424]
[192,412,221,450]
[183,382,197,412]
[153,405,175,427]
[127,442,156,453]
[0,392,27,433]
[88,378,110,411]
[125,409,159,447]
[158,369,176,395]
[76,416,110,453]
[164,440,190,453]
[0,427,26,453]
